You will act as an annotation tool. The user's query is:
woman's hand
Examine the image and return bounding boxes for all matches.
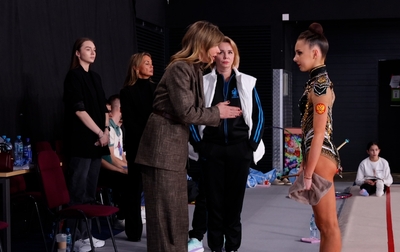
[216,101,242,119]
[364,179,375,185]
[95,130,109,147]
[304,176,312,190]
[301,164,312,190]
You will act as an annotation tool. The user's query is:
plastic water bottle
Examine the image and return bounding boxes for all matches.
[0,136,5,152]
[14,135,24,166]
[66,227,72,252]
[310,213,318,238]
[5,138,13,152]
[23,138,32,164]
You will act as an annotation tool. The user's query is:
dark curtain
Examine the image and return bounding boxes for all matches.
[0,0,137,148]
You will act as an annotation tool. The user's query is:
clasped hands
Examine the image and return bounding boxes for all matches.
[95,132,109,147]
[364,179,376,186]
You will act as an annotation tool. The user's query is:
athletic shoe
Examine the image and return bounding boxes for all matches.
[83,236,105,248]
[74,239,91,252]
[188,238,204,252]
[376,180,385,197]
[301,237,320,243]
[282,178,292,185]
[272,179,285,185]
[359,189,369,196]
[141,206,146,224]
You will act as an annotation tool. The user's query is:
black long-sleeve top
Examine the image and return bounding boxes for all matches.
[119,78,156,159]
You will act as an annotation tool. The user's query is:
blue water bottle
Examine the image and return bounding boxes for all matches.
[0,135,6,152]
[14,135,24,166]
[310,214,318,238]
[23,138,32,164]
[5,138,13,153]
[66,227,72,252]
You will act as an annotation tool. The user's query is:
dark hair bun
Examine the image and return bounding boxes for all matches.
[308,22,323,35]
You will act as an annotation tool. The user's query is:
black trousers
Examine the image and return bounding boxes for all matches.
[189,164,207,241]
[360,180,387,195]
[202,141,252,252]
[66,157,101,239]
[124,154,143,241]
[98,168,129,219]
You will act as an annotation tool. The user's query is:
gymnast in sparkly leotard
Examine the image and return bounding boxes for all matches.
[299,65,341,174]
[293,22,342,252]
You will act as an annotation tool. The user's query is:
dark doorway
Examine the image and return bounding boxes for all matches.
[378,59,400,173]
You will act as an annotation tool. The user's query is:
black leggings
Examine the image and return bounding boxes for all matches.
[360,179,387,195]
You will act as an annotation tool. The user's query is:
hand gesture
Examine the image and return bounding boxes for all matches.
[365,179,375,185]
[95,131,109,147]
[303,176,312,190]
[216,101,242,119]
[301,164,312,190]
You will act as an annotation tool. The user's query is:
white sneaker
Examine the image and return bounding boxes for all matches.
[188,238,204,252]
[141,206,146,224]
[376,180,384,197]
[83,236,105,248]
[272,179,285,185]
[282,178,292,185]
[74,239,91,252]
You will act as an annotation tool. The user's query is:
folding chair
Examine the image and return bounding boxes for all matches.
[10,175,48,252]
[37,150,119,252]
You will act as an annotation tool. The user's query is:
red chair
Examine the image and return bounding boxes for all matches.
[0,221,8,252]
[10,175,48,252]
[37,150,119,252]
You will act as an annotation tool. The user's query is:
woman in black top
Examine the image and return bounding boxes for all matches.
[119,52,156,241]
[63,37,110,251]
[189,36,264,252]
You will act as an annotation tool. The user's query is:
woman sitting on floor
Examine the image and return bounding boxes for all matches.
[355,141,393,197]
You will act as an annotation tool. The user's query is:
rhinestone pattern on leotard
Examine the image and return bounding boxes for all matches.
[298,66,341,174]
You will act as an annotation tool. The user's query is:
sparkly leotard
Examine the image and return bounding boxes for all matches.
[298,65,341,174]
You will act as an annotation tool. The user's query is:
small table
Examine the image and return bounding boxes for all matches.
[0,169,31,252]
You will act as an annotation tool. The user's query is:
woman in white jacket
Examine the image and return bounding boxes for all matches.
[355,141,393,197]
[189,36,264,252]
